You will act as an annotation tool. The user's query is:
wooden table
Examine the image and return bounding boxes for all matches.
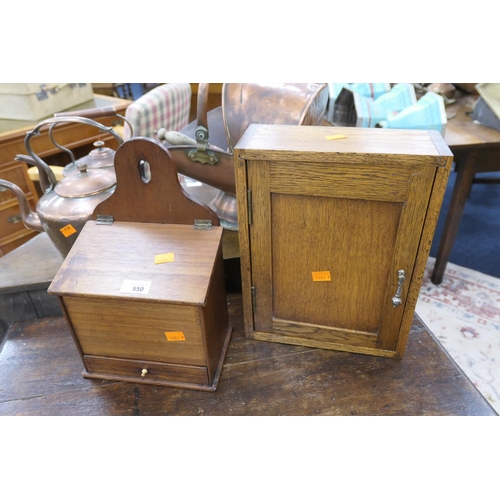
[432,92,500,284]
[0,293,495,416]
[0,94,131,256]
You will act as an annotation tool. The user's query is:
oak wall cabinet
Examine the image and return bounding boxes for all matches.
[234,125,453,358]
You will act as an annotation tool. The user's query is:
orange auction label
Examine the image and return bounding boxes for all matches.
[155,252,175,264]
[312,271,331,282]
[165,331,186,341]
[60,224,77,237]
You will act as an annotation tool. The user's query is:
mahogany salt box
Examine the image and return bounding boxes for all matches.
[48,137,232,390]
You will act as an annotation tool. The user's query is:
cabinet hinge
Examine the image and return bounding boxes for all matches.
[194,219,213,230]
[247,190,253,225]
[251,286,256,313]
[96,215,114,225]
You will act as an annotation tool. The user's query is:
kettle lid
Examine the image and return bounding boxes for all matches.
[55,162,116,198]
[62,141,115,175]
[88,141,115,163]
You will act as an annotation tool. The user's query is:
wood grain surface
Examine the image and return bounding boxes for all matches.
[443,93,500,149]
[84,355,209,386]
[396,155,453,354]
[270,194,400,333]
[63,296,206,365]
[236,125,452,357]
[48,207,229,389]
[269,161,409,202]
[234,156,254,335]
[248,160,272,333]
[91,137,220,226]
[49,222,223,306]
[199,244,230,382]
[236,125,451,167]
[376,165,436,352]
[0,294,496,416]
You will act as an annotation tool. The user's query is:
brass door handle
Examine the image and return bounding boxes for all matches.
[391,269,406,308]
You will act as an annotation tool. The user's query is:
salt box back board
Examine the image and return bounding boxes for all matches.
[234,124,453,358]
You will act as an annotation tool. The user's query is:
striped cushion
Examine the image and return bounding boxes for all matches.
[124,83,191,139]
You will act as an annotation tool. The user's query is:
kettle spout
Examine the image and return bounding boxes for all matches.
[0,179,43,233]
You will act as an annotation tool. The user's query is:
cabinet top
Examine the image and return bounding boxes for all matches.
[234,124,453,165]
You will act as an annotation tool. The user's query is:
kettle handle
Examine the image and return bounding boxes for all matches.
[23,116,125,194]
[55,106,118,119]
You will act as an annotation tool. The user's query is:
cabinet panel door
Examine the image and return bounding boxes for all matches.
[248,160,435,353]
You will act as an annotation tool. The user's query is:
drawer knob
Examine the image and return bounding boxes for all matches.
[8,214,22,224]
[141,368,148,377]
[391,269,406,308]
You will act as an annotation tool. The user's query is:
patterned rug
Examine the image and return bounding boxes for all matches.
[416,257,500,414]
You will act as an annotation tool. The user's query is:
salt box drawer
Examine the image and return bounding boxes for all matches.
[84,355,209,387]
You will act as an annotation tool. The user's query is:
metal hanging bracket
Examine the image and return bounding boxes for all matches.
[187,125,219,165]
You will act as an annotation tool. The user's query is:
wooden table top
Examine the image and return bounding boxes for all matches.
[443,92,500,150]
[0,293,496,416]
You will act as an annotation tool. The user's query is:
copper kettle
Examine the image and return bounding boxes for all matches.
[0,115,123,256]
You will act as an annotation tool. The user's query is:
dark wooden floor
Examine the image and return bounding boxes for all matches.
[0,293,496,416]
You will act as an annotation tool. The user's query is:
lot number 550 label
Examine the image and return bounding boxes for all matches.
[120,280,152,294]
